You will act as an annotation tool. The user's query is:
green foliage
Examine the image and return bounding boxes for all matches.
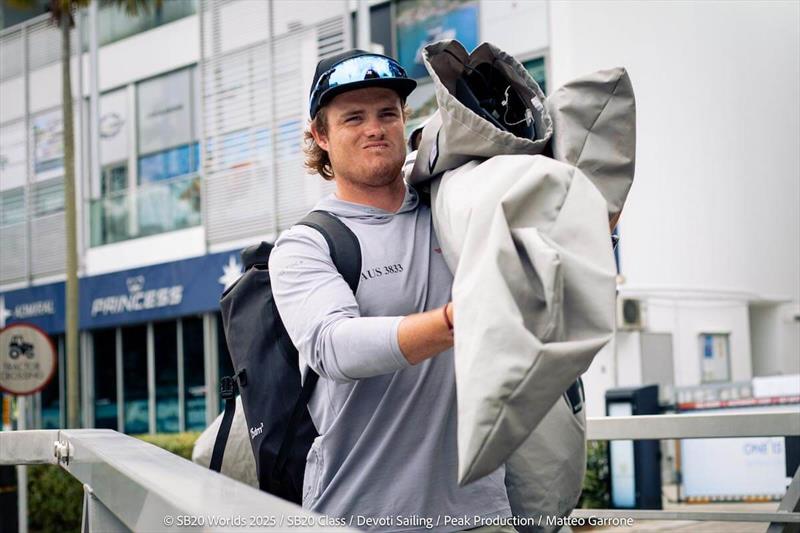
[136,431,201,460]
[27,464,83,533]
[579,440,611,509]
[27,432,201,532]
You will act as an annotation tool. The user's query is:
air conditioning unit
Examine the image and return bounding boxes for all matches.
[617,296,646,330]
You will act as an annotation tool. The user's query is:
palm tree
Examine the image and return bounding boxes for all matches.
[7,0,160,428]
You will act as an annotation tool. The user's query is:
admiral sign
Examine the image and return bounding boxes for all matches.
[0,323,57,395]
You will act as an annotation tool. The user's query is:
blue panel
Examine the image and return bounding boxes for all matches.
[0,282,66,333]
[1,247,244,333]
[79,249,243,329]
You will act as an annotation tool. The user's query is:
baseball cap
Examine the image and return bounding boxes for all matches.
[309,49,417,119]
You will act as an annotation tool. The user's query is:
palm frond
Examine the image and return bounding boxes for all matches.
[99,0,164,17]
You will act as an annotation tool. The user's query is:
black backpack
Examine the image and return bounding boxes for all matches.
[211,210,360,503]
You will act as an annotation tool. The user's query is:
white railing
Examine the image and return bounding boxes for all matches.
[0,429,355,532]
[573,411,800,532]
[1,412,799,531]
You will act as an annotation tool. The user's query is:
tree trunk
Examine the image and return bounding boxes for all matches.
[61,9,80,429]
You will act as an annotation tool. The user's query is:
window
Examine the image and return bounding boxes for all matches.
[523,57,547,95]
[137,68,193,159]
[93,1,197,47]
[138,143,199,183]
[32,109,63,177]
[31,178,64,217]
[93,328,118,430]
[154,321,179,433]
[699,333,731,383]
[183,316,206,431]
[122,324,148,434]
[102,163,128,196]
[0,121,26,189]
[0,188,24,226]
[90,69,202,247]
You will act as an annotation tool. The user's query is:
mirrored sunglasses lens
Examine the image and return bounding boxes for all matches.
[327,56,404,89]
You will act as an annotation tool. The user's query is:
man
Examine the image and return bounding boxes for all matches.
[269,50,513,533]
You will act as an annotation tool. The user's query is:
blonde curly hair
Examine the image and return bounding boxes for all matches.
[303,104,411,181]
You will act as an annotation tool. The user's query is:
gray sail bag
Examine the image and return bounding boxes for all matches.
[408,39,635,532]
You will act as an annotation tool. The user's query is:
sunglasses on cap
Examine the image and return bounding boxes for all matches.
[309,54,416,119]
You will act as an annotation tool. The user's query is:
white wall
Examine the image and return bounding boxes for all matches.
[548,1,800,303]
[84,226,206,276]
[479,0,548,58]
[583,340,616,418]
[751,302,800,376]
[614,290,754,389]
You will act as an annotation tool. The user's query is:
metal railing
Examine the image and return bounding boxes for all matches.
[1,412,799,532]
[572,411,800,532]
[0,429,355,532]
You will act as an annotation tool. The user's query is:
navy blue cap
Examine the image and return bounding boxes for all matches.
[309,49,417,119]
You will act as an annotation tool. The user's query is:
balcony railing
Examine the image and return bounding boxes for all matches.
[89,174,201,246]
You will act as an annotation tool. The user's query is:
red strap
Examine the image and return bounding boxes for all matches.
[442,303,454,332]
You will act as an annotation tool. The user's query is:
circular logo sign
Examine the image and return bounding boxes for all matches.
[0,323,57,396]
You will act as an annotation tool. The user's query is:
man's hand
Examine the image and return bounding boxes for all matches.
[397,302,454,365]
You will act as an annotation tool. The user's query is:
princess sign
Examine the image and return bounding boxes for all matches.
[0,323,56,395]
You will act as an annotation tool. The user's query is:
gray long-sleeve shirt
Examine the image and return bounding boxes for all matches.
[269,185,511,532]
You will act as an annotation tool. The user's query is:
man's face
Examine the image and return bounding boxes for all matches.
[312,87,406,189]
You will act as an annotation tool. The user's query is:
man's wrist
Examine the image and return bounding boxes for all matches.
[442,303,454,332]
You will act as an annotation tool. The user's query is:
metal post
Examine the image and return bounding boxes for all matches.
[267,0,280,234]
[62,0,81,432]
[343,0,353,51]
[88,1,101,249]
[203,313,219,424]
[81,483,130,532]
[768,466,800,533]
[16,397,28,533]
[22,23,31,283]
[81,331,93,428]
[197,0,209,251]
[147,323,155,434]
[115,328,124,433]
[58,336,66,428]
[356,0,370,50]
[177,320,185,433]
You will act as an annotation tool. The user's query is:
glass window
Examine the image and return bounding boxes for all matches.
[154,321,179,433]
[102,163,128,196]
[182,316,205,431]
[31,178,64,217]
[699,333,731,383]
[94,1,197,47]
[138,142,199,183]
[0,187,25,226]
[523,57,547,95]
[92,328,118,430]
[122,324,148,434]
[137,69,193,156]
[216,313,234,414]
[396,0,479,80]
[0,121,27,190]
[32,109,64,177]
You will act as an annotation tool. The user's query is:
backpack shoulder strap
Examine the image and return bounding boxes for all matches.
[295,210,361,294]
[271,211,361,485]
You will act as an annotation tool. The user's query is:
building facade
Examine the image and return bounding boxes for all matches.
[0,0,797,432]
